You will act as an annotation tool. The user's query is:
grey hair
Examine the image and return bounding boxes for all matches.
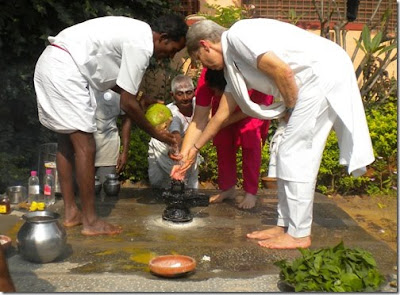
[171,74,194,94]
[186,20,227,56]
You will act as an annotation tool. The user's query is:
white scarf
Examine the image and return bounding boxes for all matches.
[221,33,285,120]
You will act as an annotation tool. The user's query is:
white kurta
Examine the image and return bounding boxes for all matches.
[222,18,374,181]
[92,89,122,167]
[34,16,152,133]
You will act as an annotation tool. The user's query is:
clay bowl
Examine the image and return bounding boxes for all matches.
[261,176,278,190]
[0,235,12,251]
[149,255,196,278]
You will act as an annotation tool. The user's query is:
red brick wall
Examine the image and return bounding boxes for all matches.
[243,0,397,31]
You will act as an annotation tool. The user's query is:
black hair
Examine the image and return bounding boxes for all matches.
[205,69,226,92]
[150,14,188,42]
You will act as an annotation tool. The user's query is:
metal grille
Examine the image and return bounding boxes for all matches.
[245,0,397,31]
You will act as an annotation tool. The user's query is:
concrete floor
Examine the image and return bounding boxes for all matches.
[1,187,398,292]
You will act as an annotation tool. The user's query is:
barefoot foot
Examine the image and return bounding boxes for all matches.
[237,193,257,209]
[209,186,236,203]
[63,210,83,228]
[81,219,123,236]
[247,226,286,240]
[258,233,311,249]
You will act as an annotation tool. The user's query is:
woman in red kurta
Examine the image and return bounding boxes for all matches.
[197,68,273,209]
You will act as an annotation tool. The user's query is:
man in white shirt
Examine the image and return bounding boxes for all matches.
[148,75,200,189]
[34,14,187,236]
[171,19,374,249]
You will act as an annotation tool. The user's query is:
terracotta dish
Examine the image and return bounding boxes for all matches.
[149,255,196,277]
[0,235,12,250]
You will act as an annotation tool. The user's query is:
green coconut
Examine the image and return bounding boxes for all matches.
[145,103,173,130]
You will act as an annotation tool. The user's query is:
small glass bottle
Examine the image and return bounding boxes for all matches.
[43,169,55,205]
[0,194,11,214]
[28,170,40,204]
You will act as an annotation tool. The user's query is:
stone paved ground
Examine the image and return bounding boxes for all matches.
[1,188,397,292]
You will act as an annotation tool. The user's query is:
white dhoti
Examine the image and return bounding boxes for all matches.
[277,97,337,237]
[34,45,97,134]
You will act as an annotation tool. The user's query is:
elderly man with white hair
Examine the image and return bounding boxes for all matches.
[148,74,200,189]
[171,19,374,249]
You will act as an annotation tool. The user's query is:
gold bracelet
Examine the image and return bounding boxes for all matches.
[193,144,201,151]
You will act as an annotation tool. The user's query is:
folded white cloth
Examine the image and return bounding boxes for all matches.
[267,120,287,178]
[221,33,286,120]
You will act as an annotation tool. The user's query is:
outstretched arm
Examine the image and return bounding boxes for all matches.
[221,109,248,128]
[191,91,237,150]
[171,92,238,180]
[179,105,211,157]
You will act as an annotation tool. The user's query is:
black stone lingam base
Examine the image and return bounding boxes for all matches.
[162,180,209,223]
[162,205,193,222]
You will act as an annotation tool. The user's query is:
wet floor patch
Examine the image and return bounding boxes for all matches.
[5,188,397,282]
[57,189,296,279]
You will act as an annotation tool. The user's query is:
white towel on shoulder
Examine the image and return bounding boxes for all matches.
[221,33,286,120]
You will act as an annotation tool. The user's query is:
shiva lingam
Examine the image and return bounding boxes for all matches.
[161,180,209,223]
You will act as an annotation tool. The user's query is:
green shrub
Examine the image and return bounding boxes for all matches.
[122,126,151,183]
[198,142,218,184]
[316,95,397,195]
[365,96,397,195]
[198,4,249,28]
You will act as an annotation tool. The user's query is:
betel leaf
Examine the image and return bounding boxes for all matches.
[361,252,377,266]
[340,272,363,290]
[294,270,308,282]
[313,253,323,271]
[323,263,341,273]
[333,240,345,251]
[275,241,385,292]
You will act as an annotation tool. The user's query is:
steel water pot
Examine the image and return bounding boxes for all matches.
[17,210,67,263]
[7,185,28,204]
[103,173,120,197]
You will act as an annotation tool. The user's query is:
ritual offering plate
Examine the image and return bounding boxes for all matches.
[0,235,12,251]
[149,255,196,278]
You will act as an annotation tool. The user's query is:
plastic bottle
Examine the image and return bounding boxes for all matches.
[43,169,55,205]
[28,170,40,204]
[0,194,11,214]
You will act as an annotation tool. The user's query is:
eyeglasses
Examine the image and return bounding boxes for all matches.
[175,90,194,97]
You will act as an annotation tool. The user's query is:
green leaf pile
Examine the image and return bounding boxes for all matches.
[274,241,385,292]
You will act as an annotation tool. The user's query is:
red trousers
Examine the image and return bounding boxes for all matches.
[215,142,262,195]
[213,92,273,194]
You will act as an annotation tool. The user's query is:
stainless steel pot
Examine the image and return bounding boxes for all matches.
[103,173,120,197]
[17,210,67,263]
[7,186,28,204]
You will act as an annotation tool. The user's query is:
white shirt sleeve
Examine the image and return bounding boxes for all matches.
[116,41,152,95]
